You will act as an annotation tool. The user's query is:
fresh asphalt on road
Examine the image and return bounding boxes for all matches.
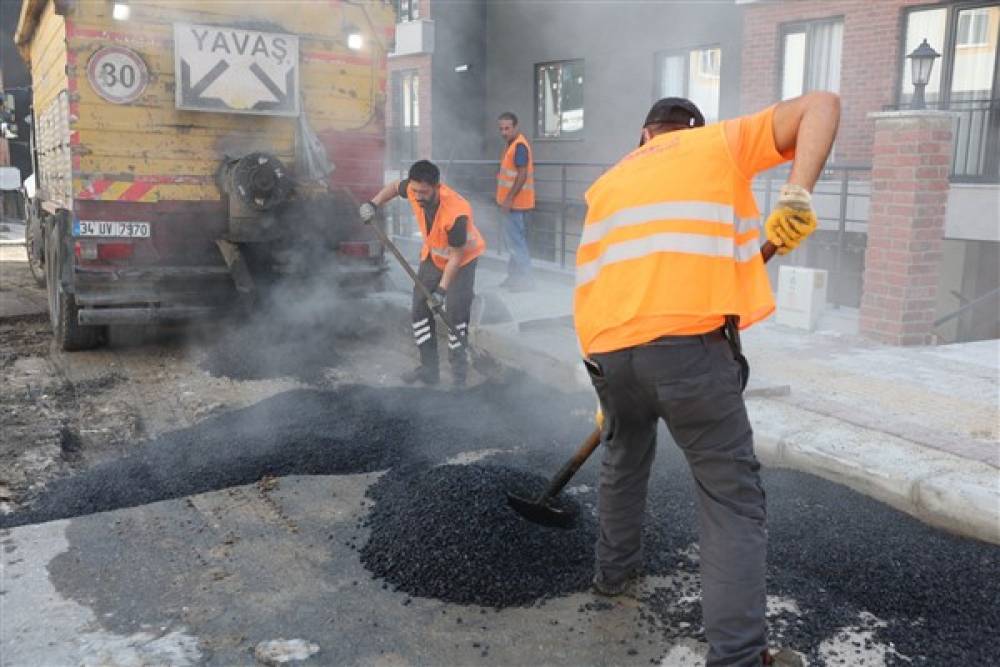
[3,363,997,665]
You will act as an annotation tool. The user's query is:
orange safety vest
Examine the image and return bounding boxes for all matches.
[496,133,535,210]
[574,124,780,356]
[408,182,486,270]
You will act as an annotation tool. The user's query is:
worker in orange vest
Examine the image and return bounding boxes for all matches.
[576,93,839,667]
[361,160,486,386]
[496,111,536,291]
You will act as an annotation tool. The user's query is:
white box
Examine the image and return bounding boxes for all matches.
[776,266,828,331]
[392,19,434,57]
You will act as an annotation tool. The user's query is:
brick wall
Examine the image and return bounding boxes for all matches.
[860,111,954,344]
[741,0,942,166]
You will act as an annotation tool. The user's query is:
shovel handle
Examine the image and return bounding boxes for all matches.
[367,218,463,338]
[539,427,602,503]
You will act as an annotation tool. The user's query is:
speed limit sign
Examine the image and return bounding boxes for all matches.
[87,46,148,104]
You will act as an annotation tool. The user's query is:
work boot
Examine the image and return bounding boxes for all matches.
[401,364,439,385]
[762,648,805,666]
[591,570,641,597]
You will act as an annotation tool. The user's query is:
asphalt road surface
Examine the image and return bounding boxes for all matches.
[1,256,996,666]
[3,376,997,666]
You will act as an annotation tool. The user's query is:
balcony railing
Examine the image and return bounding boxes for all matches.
[889,98,1000,182]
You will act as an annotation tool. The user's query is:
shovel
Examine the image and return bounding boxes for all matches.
[507,241,778,529]
[366,216,505,378]
[507,426,601,529]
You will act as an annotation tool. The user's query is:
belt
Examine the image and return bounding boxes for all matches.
[640,328,726,347]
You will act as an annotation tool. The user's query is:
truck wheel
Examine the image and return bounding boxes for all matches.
[44,223,104,351]
[25,206,45,287]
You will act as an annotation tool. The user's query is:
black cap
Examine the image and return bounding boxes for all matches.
[643,97,705,129]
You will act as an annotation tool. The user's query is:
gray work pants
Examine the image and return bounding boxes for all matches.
[587,332,767,667]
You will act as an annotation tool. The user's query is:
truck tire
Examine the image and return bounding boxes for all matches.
[25,206,46,287]
[45,222,104,351]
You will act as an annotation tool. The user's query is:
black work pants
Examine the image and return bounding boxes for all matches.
[411,258,477,380]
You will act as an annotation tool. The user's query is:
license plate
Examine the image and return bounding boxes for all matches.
[74,220,151,238]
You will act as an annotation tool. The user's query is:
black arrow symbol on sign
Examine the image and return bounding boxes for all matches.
[180,59,230,109]
[250,63,295,112]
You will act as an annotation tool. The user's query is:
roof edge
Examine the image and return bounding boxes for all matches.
[14,0,75,63]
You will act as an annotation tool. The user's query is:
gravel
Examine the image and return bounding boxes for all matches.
[360,463,597,607]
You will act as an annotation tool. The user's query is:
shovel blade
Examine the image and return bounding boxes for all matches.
[506,492,577,529]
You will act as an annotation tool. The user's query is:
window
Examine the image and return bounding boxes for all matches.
[899,4,999,179]
[900,4,999,105]
[535,60,584,139]
[401,71,418,129]
[395,0,419,23]
[899,7,948,105]
[957,8,991,46]
[656,46,722,124]
[779,18,843,100]
[390,70,419,162]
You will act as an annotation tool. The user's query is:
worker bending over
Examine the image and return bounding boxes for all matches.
[575,93,839,667]
[361,160,486,386]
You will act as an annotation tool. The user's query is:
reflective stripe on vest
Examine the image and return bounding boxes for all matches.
[576,200,760,286]
[577,229,760,287]
[579,201,760,246]
[496,134,535,209]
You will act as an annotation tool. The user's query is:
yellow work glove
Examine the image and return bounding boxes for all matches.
[764,184,818,256]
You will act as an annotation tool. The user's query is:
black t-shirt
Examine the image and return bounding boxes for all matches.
[399,179,467,247]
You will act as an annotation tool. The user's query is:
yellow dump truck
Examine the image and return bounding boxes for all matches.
[12,0,395,349]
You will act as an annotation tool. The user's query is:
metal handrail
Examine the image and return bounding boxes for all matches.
[391,160,873,293]
[753,163,873,308]
[933,286,1000,328]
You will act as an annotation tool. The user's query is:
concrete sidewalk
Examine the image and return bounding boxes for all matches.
[406,251,1000,545]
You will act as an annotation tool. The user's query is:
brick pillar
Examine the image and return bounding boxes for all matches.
[860,111,956,345]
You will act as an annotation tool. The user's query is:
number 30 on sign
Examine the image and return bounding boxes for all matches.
[87,46,149,104]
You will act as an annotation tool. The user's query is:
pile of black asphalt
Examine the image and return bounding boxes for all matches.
[360,463,597,607]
